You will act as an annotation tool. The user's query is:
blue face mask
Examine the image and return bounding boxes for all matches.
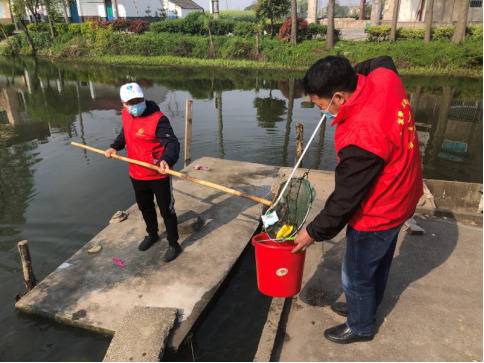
[127,101,146,117]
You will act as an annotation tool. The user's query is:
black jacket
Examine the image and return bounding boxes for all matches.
[306,56,398,241]
[110,100,180,167]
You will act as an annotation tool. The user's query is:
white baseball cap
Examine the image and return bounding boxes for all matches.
[120,82,144,102]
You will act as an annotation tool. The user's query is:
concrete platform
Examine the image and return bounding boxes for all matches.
[268,170,483,361]
[103,307,177,361]
[15,157,279,350]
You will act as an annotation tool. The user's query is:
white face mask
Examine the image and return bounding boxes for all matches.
[321,94,337,121]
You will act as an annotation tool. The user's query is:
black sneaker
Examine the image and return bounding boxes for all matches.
[138,234,159,251]
[163,243,182,262]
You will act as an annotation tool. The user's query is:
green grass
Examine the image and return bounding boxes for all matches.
[63,54,482,78]
[5,29,482,78]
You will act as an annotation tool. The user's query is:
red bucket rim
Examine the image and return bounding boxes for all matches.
[251,232,296,251]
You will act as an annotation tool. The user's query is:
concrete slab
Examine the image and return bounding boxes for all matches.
[103,306,177,362]
[15,157,279,350]
[273,169,483,361]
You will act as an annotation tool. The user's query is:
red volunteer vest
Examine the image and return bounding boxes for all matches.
[122,108,167,181]
[333,68,423,231]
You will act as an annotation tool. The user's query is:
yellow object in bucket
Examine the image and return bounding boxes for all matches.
[276,224,294,239]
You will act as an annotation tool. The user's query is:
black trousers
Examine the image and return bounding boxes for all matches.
[131,177,179,244]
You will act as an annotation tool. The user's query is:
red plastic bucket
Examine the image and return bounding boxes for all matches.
[251,232,306,298]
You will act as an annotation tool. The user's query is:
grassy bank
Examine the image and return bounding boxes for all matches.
[65,54,482,78]
[1,24,482,77]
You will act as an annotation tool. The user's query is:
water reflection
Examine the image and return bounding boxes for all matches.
[0,58,482,182]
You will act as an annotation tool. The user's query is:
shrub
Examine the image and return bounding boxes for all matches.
[264,21,283,36]
[54,22,69,35]
[307,23,325,38]
[219,38,254,59]
[397,27,424,39]
[366,25,391,41]
[219,10,256,22]
[278,17,308,42]
[209,19,236,35]
[128,20,149,34]
[0,23,15,36]
[233,21,255,37]
[150,19,185,33]
[67,23,83,35]
[467,24,483,40]
[182,12,204,34]
[26,23,50,32]
[112,19,130,32]
[432,26,454,40]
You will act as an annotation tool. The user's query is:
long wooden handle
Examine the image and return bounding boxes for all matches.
[71,142,273,207]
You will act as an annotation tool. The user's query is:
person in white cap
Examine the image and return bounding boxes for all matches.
[104,82,182,262]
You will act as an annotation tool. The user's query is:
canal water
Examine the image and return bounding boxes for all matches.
[0,57,482,361]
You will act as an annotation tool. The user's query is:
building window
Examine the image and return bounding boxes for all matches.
[470,0,482,7]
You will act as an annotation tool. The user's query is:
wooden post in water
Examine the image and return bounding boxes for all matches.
[295,122,304,167]
[17,240,36,292]
[184,100,193,167]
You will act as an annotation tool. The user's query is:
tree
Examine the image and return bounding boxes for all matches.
[4,0,19,30]
[202,14,215,58]
[43,0,57,39]
[211,0,219,18]
[10,0,37,55]
[60,0,70,23]
[326,0,335,49]
[370,0,381,24]
[359,0,365,20]
[290,0,297,44]
[256,0,290,37]
[452,0,469,43]
[424,0,434,42]
[389,0,401,41]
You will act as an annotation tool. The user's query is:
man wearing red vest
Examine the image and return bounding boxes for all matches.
[292,56,423,343]
[104,83,182,262]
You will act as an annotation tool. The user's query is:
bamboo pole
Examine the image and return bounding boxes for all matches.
[17,240,36,291]
[71,142,273,207]
[184,100,193,167]
[295,123,304,166]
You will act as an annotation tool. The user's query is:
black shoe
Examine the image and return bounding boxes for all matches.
[331,302,348,317]
[138,234,159,251]
[163,242,182,262]
[324,323,374,344]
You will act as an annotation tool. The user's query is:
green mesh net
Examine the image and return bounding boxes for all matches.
[263,174,316,240]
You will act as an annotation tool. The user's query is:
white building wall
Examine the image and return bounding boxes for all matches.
[78,0,106,17]
[398,0,422,21]
[117,0,163,18]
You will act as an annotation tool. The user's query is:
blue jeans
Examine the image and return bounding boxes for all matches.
[342,225,401,336]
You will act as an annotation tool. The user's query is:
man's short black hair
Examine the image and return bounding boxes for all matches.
[302,56,358,98]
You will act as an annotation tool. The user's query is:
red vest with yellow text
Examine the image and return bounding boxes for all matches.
[122,108,167,181]
[333,68,423,231]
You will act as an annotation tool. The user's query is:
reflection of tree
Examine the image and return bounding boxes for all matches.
[23,85,78,134]
[254,91,287,129]
[0,137,38,238]
[282,78,295,166]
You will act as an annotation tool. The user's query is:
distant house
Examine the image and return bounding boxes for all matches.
[68,0,203,21]
[0,0,204,23]
[163,0,204,19]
